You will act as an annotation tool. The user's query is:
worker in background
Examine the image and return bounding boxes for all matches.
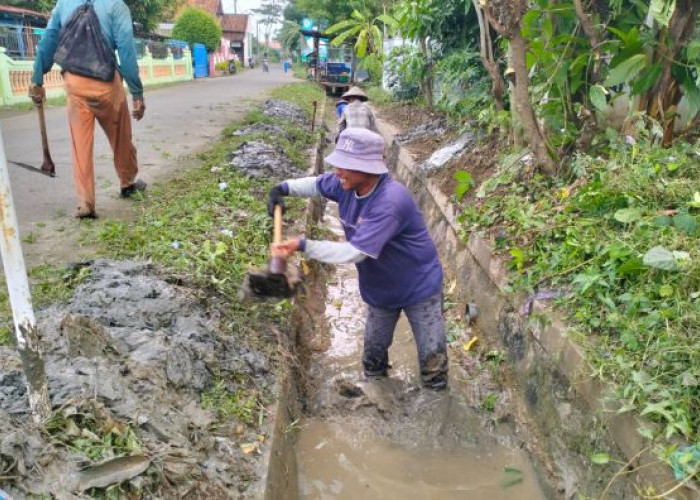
[336,86,378,140]
[335,99,348,119]
[29,0,146,219]
[267,128,448,390]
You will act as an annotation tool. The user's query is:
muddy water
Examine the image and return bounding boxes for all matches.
[295,208,547,499]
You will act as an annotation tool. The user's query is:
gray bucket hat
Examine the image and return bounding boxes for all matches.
[341,86,368,101]
[324,128,388,175]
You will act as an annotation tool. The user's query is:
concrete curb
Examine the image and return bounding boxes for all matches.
[254,95,328,500]
[375,118,696,498]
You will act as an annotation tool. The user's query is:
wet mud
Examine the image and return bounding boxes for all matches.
[294,207,548,499]
[0,260,274,497]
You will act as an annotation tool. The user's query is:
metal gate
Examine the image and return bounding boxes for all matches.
[193,43,209,78]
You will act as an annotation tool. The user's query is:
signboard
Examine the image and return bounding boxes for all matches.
[230,41,242,49]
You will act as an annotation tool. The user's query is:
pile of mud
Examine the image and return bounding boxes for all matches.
[229,123,290,139]
[0,260,274,497]
[261,99,307,126]
[228,140,296,180]
[394,118,449,144]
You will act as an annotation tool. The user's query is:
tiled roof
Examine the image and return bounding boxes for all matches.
[0,5,49,19]
[218,14,248,33]
[185,0,220,15]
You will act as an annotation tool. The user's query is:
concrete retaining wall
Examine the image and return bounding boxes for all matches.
[376,118,696,498]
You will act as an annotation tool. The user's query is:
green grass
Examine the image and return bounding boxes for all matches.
[88,82,322,422]
[0,264,91,346]
[457,137,699,449]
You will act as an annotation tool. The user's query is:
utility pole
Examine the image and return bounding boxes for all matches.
[0,127,51,423]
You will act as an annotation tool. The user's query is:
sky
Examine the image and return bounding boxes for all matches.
[221,0,284,34]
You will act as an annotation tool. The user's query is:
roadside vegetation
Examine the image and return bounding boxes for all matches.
[278,0,700,487]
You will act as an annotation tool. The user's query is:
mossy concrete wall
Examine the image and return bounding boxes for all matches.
[376,118,695,498]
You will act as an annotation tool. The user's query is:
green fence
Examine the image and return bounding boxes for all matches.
[0,46,193,107]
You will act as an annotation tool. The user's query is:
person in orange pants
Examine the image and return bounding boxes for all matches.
[62,72,143,218]
[28,0,146,219]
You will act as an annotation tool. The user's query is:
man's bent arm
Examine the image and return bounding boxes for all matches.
[112,1,143,98]
[303,240,368,264]
[285,177,320,198]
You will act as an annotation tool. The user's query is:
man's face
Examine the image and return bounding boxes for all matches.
[335,167,372,191]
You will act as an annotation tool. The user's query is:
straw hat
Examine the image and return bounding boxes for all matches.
[341,86,368,101]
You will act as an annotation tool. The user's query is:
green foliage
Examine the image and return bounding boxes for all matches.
[457,138,700,441]
[454,170,474,201]
[434,48,493,119]
[326,9,397,59]
[383,46,421,100]
[8,0,179,32]
[172,7,222,52]
[200,379,260,424]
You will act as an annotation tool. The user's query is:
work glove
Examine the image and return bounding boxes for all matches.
[28,84,45,104]
[267,185,286,217]
[132,98,146,121]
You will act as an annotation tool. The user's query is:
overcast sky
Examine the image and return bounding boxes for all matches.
[221,0,285,33]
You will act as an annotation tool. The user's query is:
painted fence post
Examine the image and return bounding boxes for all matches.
[167,48,176,79]
[183,47,193,80]
[0,48,15,107]
[143,46,154,85]
[0,129,51,423]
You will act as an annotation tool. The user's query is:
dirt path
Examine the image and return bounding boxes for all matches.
[0,64,294,268]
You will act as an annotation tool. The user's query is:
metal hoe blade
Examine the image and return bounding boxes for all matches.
[7,160,55,177]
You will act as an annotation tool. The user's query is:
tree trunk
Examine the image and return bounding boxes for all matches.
[509,35,557,175]
[639,0,700,145]
[418,37,434,110]
[573,0,602,83]
[472,0,505,110]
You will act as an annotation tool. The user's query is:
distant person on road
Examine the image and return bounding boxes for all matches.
[262,53,269,73]
[283,57,291,74]
[267,128,448,390]
[29,0,146,219]
[336,86,378,140]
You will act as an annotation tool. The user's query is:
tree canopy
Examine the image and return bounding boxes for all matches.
[7,0,181,33]
[172,6,222,52]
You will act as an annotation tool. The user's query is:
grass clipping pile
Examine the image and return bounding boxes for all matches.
[1,260,274,496]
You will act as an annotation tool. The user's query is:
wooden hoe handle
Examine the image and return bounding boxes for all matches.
[273,204,283,244]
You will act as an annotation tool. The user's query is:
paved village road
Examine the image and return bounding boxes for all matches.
[0,65,295,267]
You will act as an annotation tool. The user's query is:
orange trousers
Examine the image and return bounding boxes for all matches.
[64,72,138,214]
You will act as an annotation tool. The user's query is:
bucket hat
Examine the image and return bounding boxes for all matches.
[341,86,368,101]
[324,128,388,175]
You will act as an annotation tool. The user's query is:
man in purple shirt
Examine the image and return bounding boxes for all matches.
[269,128,448,390]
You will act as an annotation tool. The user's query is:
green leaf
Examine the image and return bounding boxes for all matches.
[604,54,647,87]
[654,215,673,227]
[672,213,697,236]
[454,170,473,183]
[637,426,655,440]
[614,208,642,223]
[688,192,700,209]
[617,257,645,276]
[643,246,677,271]
[591,452,610,465]
[658,284,674,297]
[456,184,470,201]
[631,64,662,95]
[589,85,608,111]
[650,0,676,27]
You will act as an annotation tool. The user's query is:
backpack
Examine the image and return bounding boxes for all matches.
[54,0,116,82]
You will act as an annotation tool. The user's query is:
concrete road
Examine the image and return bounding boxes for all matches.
[0,65,295,267]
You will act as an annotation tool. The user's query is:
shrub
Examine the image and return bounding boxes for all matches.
[172,7,222,53]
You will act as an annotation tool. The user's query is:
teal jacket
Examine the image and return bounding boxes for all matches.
[32,0,143,99]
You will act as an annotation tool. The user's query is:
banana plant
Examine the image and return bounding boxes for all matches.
[325,8,398,59]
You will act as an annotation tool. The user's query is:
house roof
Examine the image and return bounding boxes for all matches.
[218,14,247,34]
[185,0,220,15]
[0,5,49,21]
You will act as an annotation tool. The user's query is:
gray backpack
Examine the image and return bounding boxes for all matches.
[54,0,116,81]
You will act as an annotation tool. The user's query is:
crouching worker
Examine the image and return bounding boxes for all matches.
[267,128,448,390]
